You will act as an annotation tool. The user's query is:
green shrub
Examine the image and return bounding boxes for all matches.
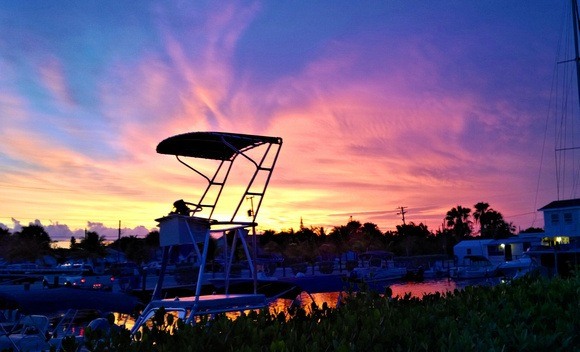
[76,274,580,351]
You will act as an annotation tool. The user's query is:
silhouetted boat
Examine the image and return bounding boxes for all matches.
[132,132,285,335]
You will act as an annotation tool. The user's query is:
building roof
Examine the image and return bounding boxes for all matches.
[489,236,541,245]
[538,198,580,211]
[453,239,493,248]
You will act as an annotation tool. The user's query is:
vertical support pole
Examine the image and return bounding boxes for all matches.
[237,229,255,278]
[194,229,210,299]
[252,225,257,294]
[222,230,228,287]
[183,219,202,259]
[152,246,171,300]
[226,231,238,295]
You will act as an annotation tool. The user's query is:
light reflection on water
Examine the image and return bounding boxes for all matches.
[389,278,459,298]
[270,278,463,315]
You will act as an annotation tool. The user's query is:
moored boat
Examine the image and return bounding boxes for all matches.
[347,251,408,286]
[450,255,499,280]
[0,308,113,352]
[132,132,284,334]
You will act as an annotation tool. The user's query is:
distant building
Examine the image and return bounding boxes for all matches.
[453,237,538,266]
[538,198,580,243]
[527,198,580,276]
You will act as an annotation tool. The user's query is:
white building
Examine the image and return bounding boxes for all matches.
[538,198,580,244]
[526,198,580,276]
[454,237,538,266]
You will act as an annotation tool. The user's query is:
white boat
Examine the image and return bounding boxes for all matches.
[495,255,539,279]
[0,309,102,352]
[452,238,542,280]
[422,260,455,279]
[450,255,498,280]
[348,251,407,283]
[0,314,52,352]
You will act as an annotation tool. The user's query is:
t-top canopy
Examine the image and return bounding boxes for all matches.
[156,132,282,160]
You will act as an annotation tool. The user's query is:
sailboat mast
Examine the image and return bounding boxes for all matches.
[557,0,580,200]
[572,0,580,110]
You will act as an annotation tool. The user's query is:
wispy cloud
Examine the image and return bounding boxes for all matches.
[0,1,562,239]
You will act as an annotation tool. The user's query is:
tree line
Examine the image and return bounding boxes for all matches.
[258,201,540,263]
[0,202,542,265]
[0,224,160,266]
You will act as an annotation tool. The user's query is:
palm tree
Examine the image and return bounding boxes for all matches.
[77,231,107,260]
[445,205,472,240]
[483,210,514,239]
[472,202,514,239]
[473,202,491,236]
[473,202,490,224]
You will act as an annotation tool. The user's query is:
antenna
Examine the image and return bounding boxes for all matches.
[246,196,255,218]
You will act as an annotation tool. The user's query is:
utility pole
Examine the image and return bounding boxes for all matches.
[397,206,409,256]
[397,206,407,225]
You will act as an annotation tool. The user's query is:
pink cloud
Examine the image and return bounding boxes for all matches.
[37,56,77,108]
[0,2,553,237]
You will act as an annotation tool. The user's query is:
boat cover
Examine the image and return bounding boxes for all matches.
[0,288,139,315]
[156,132,282,161]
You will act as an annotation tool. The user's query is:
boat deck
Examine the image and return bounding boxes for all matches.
[148,293,267,313]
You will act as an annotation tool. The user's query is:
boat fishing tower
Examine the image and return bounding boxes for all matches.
[132,132,282,331]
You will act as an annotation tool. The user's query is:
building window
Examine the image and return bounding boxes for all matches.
[564,213,573,224]
[551,213,559,225]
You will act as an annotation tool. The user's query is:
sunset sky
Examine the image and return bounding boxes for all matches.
[0,1,575,241]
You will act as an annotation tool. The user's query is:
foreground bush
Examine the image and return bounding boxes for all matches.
[73,274,579,351]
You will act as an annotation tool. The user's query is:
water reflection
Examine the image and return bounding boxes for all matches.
[270,278,463,315]
[389,278,458,298]
[269,291,342,315]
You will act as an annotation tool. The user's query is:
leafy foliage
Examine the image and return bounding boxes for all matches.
[445,205,473,240]
[1,224,52,262]
[77,274,579,351]
[71,231,108,259]
[473,202,516,239]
